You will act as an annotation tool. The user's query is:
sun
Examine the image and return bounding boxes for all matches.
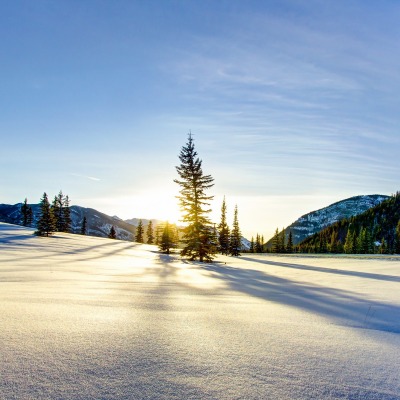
[119,190,182,224]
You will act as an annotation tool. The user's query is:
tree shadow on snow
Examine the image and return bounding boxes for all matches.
[239,256,400,283]
[200,262,400,335]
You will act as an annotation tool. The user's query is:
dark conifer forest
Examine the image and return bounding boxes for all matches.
[298,192,400,254]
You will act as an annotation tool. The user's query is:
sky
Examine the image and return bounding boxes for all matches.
[1,0,400,240]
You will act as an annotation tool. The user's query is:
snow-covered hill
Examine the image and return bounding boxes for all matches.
[265,194,388,247]
[1,222,399,399]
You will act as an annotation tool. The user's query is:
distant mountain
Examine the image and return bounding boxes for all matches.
[0,203,137,241]
[265,194,389,248]
[298,192,400,254]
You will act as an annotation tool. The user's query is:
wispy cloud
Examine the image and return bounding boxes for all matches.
[70,173,100,182]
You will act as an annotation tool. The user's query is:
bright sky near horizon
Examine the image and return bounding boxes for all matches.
[1,0,400,240]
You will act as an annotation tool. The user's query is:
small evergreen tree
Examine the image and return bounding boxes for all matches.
[218,196,230,255]
[272,228,280,253]
[249,236,255,253]
[174,133,215,262]
[27,206,33,226]
[63,195,71,233]
[229,205,241,256]
[36,192,55,237]
[108,225,117,239]
[286,231,294,253]
[80,216,87,235]
[396,220,400,254]
[136,219,144,243]
[146,220,155,244]
[159,221,177,254]
[21,198,30,226]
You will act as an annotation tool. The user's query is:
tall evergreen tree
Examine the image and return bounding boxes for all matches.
[174,133,215,262]
[80,216,87,235]
[218,196,230,255]
[108,225,117,239]
[146,220,155,244]
[229,205,241,256]
[36,192,55,237]
[136,219,144,243]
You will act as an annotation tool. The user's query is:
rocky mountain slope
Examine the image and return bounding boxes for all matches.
[265,194,389,247]
[0,203,138,240]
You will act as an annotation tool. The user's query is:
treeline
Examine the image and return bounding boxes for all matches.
[298,192,400,254]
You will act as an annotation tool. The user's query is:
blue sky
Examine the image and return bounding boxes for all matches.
[1,0,400,239]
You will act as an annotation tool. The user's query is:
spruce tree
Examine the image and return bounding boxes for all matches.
[36,192,55,237]
[146,220,155,244]
[396,220,400,254]
[218,196,230,255]
[21,198,30,226]
[52,191,64,232]
[136,219,144,243]
[272,228,280,253]
[27,206,33,226]
[63,195,71,233]
[286,231,294,253]
[108,225,117,239]
[229,205,241,256]
[250,237,255,253]
[159,221,177,254]
[174,133,215,262]
[80,216,87,235]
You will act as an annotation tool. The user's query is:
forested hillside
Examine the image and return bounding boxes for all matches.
[298,192,400,254]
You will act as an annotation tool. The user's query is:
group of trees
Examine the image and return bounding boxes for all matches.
[34,191,71,237]
[217,197,242,256]
[298,193,400,254]
[167,134,242,260]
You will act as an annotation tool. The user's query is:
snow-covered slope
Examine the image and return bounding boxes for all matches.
[1,222,399,399]
[266,194,388,247]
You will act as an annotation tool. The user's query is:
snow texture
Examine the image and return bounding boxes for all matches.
[1,222,400,400]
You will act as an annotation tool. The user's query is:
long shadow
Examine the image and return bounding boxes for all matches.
[240,256,400,283]
[200,262,400,334]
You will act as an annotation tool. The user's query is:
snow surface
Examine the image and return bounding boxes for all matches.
[1,222,400,400]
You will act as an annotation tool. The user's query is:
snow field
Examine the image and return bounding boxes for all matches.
[1,223,399,399]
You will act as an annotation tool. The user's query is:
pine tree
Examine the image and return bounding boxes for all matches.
[63,195,71,233]
[146,220,155,244]
[250,236,255,253]
[159,221,177,254]
[174,133,215,262]
[217,196,230,255]
[27,206,33,226]
[272,228,280,253]
[286,230,294,253]
[80,216,87,235]
[52,191,64,232]
[108,225,117,239]
[52,191,71,232]
[279,228,286,253]
[36,193,55,237]
[396,220,400,254]
[229,205,241,256]
[21,198,30,226]
[135,220,144,243]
